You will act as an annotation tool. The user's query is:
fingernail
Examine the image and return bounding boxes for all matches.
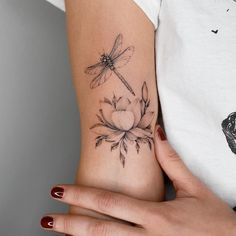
[157,126,167,141]
[51,186,64,199]
[41,216,54,229]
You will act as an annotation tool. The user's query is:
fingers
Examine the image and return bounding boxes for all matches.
[154,125,206,197]
[40,214,144,236]
[69,205,119,222]
[50,185,148,224]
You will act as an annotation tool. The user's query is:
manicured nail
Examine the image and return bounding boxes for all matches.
[41,216,54,229]
[51,186,64,199]
[157,126,166,141]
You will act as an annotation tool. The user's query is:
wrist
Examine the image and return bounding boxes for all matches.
[77,153,165,201]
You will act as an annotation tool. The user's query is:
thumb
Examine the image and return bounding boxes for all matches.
[154,125,204,197]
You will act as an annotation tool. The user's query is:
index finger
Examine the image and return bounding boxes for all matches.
[51,185,148,224]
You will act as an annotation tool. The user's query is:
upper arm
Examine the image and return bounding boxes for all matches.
[64,0,164,201]
[65,0,158,120]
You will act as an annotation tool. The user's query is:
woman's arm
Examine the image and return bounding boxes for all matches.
[64,0,164,217]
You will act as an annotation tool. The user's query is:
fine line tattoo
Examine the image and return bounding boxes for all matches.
[90,82,154,167]
[85,34,135,96]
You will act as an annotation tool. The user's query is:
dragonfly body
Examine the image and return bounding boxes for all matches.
[85,34,135,96]
[100,54,115,71]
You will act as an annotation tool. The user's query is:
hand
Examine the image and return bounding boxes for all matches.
[41,125,236,236]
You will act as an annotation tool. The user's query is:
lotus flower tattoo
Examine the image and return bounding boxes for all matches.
[90,82,154,167]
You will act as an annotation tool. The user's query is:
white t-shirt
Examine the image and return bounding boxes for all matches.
[46,0,236,209]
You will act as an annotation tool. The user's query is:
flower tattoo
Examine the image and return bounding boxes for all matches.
[90,82,154,167]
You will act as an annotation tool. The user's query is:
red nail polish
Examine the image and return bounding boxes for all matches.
[41,216,54,229]
[157,126,167,141]
[51,186,64,199]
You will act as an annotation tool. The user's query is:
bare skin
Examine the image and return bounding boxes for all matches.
[41,125,236,235]
[63,0,164,220]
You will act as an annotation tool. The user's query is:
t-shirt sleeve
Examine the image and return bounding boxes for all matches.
[45,0,161,29]
[132,0,161,29]
[46,0,65,11]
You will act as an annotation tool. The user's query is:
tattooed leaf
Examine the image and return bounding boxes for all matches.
[111,142,119,151]
[95,135,108,148]
[142,82,148,102]
[122,141,128,154]
[96,114,104,123]
[120,152,126,168]
[90,123,105,129]
[106,139,115,143]
[112,94,117,105]
[147,139,152,150]
[117,96,123,103]
[103,97,112,105]
[96,138,103,147]
[135,141,140,154]
[146,100,150,107]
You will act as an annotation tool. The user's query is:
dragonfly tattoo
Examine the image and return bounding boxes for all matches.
[85,34,135,96]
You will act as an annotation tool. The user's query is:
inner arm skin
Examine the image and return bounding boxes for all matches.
[64,0,164,218]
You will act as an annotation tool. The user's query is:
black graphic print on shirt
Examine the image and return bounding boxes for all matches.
[222,112,236,155]
[211,0,236,34]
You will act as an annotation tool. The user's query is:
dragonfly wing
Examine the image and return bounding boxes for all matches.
[109,34,123,59]
[85,62,104,75]
[113,46,135,69]
[90,68,112,89]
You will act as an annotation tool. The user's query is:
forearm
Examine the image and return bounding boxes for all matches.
[65,0,164,206]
